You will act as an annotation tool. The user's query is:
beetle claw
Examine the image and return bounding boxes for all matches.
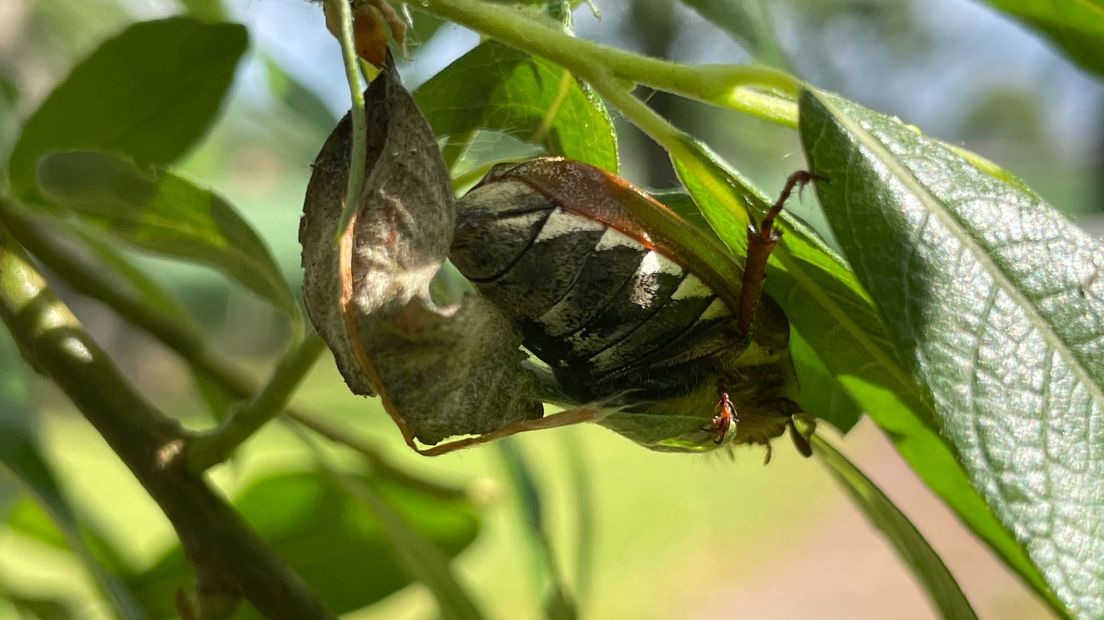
[704,391,737,444]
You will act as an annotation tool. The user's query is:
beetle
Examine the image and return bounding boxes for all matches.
[449,157,815,458]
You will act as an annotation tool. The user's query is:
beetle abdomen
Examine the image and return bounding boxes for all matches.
[451,173,733,401]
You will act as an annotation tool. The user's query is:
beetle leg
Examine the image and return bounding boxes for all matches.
[704,390,737,444]
[737,170,824,336]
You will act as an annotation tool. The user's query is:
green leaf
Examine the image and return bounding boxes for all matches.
[3,588,75,620]
[36,150,298,318]
[64,223,197,328]
[8,17,247,198]
[799,88,1102,617]
[128,470,481,618]
[980,0,1104,77]
[415,40,618,172]
[405,6,448,47]
[596,410,716,452]
[813,436,978,620]
[669,131,1059,611]
[0,335,144,620]
[332,473,487,620]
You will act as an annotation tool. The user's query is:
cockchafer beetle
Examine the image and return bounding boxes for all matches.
[450,157,816,458]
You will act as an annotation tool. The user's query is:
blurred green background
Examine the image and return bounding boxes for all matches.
[0,0,1101,617]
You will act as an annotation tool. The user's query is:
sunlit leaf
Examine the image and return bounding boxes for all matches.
[669,129,1058,612]
[415,41,618,172]
[800,88,1101,617]
[8,17,246,198]
[36,150,298,319]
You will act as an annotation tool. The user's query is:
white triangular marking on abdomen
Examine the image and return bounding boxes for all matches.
[670,274,712,301]
[535,207,605,241]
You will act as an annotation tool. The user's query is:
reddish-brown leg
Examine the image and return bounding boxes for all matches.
[736,170,824,336]
[705,391,736,444]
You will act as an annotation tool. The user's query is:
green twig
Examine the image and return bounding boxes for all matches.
[0,220,333,619]
[583,71,742,203]
[416,0,1026,185]
[281,413,470,500]
[327,0,369,245]
[416,0,800,124]
[186,335,326,473]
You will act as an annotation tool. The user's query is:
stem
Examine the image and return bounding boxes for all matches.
[283,413,469,500]
[327,0,369,245]
[416,0,800,124]
[186,335,326,472]
[0,206,208,362]
[0,222,334,619]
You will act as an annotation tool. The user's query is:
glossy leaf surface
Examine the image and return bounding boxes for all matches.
[415,41,618,172]
[670,126,1055,610]
[801,88,1102,617]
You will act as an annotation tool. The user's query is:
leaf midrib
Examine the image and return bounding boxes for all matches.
[815,91,1104,436]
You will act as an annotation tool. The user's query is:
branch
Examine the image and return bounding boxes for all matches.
[414,0,1020,182]
[186,334,325,472]
[416,0,800,126]
[0,220,334,619]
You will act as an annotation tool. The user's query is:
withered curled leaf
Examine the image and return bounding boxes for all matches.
[300,61,542,447]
